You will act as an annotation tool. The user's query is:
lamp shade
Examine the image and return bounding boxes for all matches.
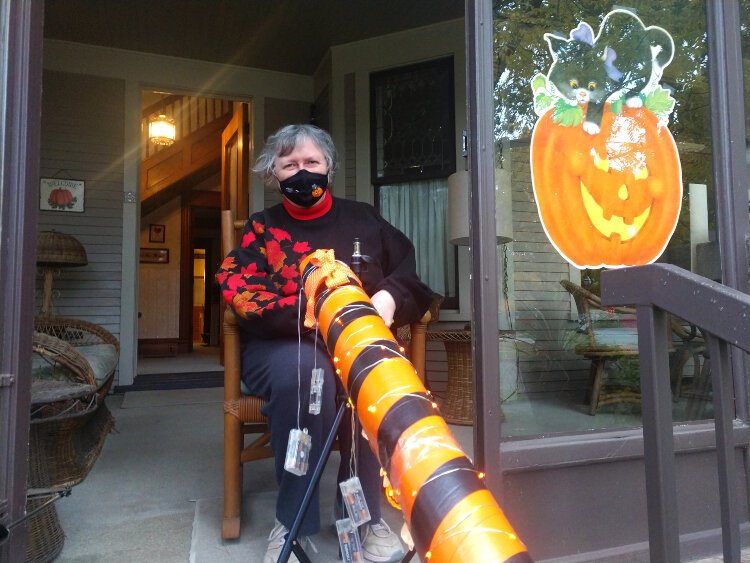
[448,170,513,246]
[37,230,87,316]
[37,230,88,267]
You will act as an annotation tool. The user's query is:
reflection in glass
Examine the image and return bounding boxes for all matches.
[492,0,716,437]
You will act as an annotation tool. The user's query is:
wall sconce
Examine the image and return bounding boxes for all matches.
[148,113,176,146]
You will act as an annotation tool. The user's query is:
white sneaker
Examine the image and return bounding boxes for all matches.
[263,520,316,563]
[361,519,405,562]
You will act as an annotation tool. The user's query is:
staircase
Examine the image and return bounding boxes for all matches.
[140,95,232,216]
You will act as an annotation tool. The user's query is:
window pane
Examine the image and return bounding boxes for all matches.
[379,179,457,301]
[492,1,718,437]
[371,57,455,183]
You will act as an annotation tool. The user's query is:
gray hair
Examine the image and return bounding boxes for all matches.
[253,124,338,186]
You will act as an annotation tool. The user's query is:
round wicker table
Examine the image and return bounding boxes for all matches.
[427,330,475,425]
[427,329,516,425]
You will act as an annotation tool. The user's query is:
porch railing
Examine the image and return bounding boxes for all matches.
[601,263,750,563]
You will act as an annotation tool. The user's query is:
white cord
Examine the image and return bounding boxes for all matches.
[296,286,304,429]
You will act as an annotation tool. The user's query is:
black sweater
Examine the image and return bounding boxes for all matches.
[217,196,433,339]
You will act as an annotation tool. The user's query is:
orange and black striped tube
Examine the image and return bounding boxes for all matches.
[300,250,532,563]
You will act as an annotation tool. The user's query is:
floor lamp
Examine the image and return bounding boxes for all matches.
[37,230,88,316]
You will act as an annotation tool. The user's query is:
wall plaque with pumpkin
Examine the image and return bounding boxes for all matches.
[529,9,682,269]
[40,178,85,213]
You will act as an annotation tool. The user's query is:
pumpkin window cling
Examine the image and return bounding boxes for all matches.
[529,9,682,270]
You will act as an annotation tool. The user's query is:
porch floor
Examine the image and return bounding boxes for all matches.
[52,386,744,562]
[55,387,471,562]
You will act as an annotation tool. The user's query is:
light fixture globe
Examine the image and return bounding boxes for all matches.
[148,113,176,146]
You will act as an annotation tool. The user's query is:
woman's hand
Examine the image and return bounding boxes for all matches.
[371,289,396,327]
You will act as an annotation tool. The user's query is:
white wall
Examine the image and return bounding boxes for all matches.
[328,18,470,321]
[41,21,469,384]
[43,39,315,386]
[37,70,125,338]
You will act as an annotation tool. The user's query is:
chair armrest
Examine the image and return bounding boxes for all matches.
[223,307,244,402]
[32,331,97,388]
[409,310,431,383]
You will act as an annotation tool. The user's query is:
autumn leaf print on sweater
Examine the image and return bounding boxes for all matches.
[216,217,309,327]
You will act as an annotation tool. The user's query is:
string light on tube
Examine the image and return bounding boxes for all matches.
[299,249,532,563]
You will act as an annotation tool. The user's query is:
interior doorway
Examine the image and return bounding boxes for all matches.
[135,91,241,388]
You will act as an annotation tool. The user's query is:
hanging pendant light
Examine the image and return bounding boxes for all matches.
[148,113,176,146]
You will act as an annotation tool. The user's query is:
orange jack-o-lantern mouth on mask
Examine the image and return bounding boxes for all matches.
[530,105,682,269]
[311,186,323,197]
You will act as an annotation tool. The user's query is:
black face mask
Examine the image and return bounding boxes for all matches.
[278,169,328,208]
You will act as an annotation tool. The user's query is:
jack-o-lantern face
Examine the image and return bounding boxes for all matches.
[530,104,682,269]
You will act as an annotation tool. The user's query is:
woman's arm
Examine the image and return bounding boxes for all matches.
[373,217,434,328]
[216,217,304,338]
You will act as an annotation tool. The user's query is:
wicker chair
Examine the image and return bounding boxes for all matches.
[30,319,119,489]
[560,280,697,415]
[26,322,118,562]
[220,210,437,539]
[561,280,645,415]
[33,316,120,400]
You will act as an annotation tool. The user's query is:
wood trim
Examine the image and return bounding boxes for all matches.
[141,94,183,119]
[186,189,221,208]
[140,112,231,216]
[180,200,193,353]
[137,338,189,357]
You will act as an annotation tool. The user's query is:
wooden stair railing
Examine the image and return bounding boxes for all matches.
[140,96,233,216]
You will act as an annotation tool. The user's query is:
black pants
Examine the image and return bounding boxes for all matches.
[241,332,383,536]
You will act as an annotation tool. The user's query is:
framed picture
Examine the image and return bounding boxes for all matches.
[149,224,166,243]
[140,248,169,264]
[39,178,85,213]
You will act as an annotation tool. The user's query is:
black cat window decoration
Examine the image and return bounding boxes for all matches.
[529,9,683,270]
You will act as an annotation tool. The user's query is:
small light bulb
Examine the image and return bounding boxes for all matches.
[335,368,341,375]
[411,490,417,497]
[368,405,376,413]
[333,356,339,363]
[425,551,432,559]
[509,534,517,540]
[399,346,405,353]
[431,402,438,409]
[477,472,486,479]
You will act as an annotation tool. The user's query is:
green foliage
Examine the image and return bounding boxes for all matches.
[644,86,677,118]
[609,98,623,115]
[493,0,710,145]
[552,99,583,126]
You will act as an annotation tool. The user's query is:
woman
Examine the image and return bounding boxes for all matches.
[216,124,433,563]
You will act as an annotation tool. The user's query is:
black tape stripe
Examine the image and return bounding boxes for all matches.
[325,302,380,356]
[410,456,483,556]
[346,339,402,403]
[376,392,435,472]
[313,277,362,317]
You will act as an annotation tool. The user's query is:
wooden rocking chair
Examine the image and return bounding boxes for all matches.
[220,210,436,539]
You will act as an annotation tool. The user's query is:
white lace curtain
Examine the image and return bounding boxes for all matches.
[378,178,453,297]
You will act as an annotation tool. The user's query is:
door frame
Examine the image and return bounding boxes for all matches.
[0,1,44,560]
[468,0,750,559]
